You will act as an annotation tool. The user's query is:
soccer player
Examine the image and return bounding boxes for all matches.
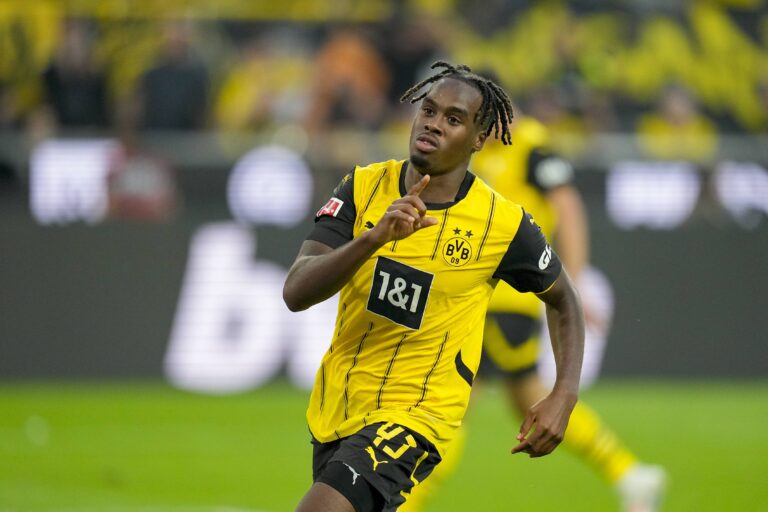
[402,113,667,512]
[283,62,585,512]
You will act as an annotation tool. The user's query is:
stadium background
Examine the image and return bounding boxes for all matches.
[1,0,767,510]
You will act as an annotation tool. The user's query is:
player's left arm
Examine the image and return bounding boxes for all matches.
[511,270,584,458]
[494,210,584,458]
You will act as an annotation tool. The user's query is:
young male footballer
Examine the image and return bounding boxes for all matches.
[283,62,585,512]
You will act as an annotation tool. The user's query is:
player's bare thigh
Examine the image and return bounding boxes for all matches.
[296,482,356,512]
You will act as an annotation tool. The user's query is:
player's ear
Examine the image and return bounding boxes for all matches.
[472,131,487,152]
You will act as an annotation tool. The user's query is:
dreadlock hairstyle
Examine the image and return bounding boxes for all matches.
[400,61,515,145]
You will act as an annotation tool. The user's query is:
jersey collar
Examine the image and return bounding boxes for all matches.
[400,160,476,211]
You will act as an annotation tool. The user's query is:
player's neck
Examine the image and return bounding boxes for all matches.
[407,163,468,204]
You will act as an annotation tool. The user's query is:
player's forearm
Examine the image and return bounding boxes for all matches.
[546,306,584,398]
[283,233,383,312]
[543,274,585,396]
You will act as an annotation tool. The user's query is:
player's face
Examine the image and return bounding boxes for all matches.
[409,78,487,175]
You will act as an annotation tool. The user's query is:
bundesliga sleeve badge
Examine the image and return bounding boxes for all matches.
[316,197,344,218]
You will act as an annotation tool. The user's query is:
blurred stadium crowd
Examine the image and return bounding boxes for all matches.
[2,1,767,390]
[1,0,767,172]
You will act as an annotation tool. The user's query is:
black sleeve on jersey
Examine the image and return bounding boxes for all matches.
[493,210,562,293]
[527,148,574,192]
[306,171,357,249]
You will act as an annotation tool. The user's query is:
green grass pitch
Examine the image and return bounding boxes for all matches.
[1,379,767,511]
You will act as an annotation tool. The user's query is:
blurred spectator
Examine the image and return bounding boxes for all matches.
[524,86,589,157]
[215,30,311,131]
[137,20,209,131]
[455,0,519,35]
[0,83,20,190]
[636,84,719,163]
[0,160,16,191]
[106,132,177,221]
[756,78,768,132]
[40,19,108,130]
[373,10,452,145]
[582,91,621,134]
[0,82,23,130]
[303,27,391,133]
[379,13,445,108]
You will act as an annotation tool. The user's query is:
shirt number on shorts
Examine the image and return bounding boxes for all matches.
[373,423,416,459]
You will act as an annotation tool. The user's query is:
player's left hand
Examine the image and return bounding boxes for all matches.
[511,390,577,458]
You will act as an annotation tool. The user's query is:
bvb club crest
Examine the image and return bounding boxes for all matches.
[442,228,473,267]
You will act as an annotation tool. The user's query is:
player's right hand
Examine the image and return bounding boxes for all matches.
[368,174,439,244]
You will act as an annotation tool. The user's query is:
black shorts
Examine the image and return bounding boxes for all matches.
[312,422,442,512]
[479,313,541,380]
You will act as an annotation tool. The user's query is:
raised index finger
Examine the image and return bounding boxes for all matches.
[407,174,430,197]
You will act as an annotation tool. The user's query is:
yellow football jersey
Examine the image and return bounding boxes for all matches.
[306,159,561,455]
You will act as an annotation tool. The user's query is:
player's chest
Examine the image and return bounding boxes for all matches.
[357,201,496,269]
[353,203,507,308]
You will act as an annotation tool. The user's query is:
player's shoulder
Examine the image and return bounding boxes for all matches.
[472,174,525,215]
[353,159,406,177]
[471,174,525,232]
[349,159,405,195]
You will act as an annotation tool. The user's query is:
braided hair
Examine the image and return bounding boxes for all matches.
[400,61,515,145]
